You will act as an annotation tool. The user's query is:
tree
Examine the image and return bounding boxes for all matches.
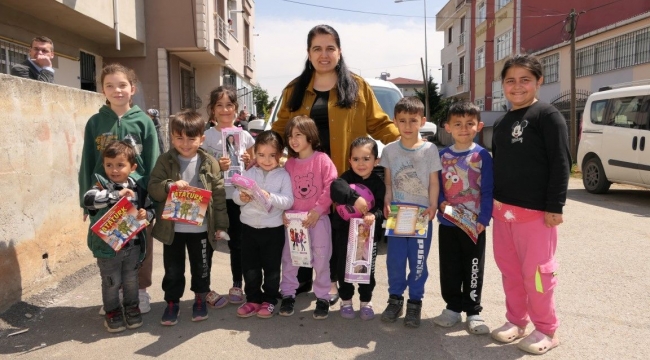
[252,85,277,119]
[432,97,460,127]
[414,76,443,124]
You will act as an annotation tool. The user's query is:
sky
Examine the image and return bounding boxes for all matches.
[254,0,447,99]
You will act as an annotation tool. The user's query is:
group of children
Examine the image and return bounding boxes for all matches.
[79,53,568,356]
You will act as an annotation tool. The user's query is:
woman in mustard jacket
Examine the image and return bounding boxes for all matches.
[271,24,400,306]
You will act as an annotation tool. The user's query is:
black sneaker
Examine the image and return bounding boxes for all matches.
[161,301,180,326]
[192,293,209,322]
[404,300,422,328]
[124,304,143,329]
[313,298,329,320]
[104,308,126,333]
[279,296,295,317]
[381,295,404,323]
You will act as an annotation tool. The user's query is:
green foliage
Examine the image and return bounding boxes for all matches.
[432,97,461,127]
[252,85,277,119]
[414,76,442,122]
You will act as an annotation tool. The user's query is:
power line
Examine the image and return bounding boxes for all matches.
[280,0,566,20]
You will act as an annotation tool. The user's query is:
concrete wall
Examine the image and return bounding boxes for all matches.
[0,74,104,312]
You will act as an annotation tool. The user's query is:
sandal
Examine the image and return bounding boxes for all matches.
[205,290,228,309]
[517,330,560,355]
[467,315,490,335]
[228,287,245,304]
[359,304,375,321]
[491,322,526,343]
[340,303,355,319]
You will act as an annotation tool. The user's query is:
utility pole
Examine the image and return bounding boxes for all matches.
[568,8,578,160]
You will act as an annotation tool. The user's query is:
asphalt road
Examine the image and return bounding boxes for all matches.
[1,177,649,359]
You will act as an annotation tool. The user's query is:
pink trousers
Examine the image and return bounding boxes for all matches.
[492,216,559,335]
[280,215,332,300]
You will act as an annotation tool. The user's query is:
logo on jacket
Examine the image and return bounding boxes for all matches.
[293,173,317,199]
[511,120,528,143]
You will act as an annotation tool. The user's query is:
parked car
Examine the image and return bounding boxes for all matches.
[577,84,650,193]
[248,78,437,155]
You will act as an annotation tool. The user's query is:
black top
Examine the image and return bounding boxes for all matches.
[310,89,330,156]
[330,169,386,233]
[492,101,571,214]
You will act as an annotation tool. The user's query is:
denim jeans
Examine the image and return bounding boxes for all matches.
[97,245,140,312]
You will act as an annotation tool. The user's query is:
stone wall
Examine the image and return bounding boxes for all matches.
[0,74,105,312]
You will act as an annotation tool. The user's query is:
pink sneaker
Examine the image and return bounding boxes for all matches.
[237,302,261,318]
[256,302,275,319]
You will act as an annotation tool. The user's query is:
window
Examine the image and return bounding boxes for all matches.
[492,80,507,111]
[606,96,649,128]
[459,16,466,45]
[495,31,512,61]
[496,0,510,12]
[475,46,485,69]
[475,98,485,111]
[447,63,453,81]
[635,29,650,64]
[180,67,196,110]
[448,27,453,44]
[576,26,650,77]
[590,100,607,125]
[476,2,486,25]
[80,51,96,91]
[541,53,559,84]
[0,39,29,75]
[595,40,615,74]
[459,56,465,85]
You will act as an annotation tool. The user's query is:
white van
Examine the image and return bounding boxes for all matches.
[577,85,650,193]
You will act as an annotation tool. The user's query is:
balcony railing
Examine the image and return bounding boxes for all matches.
[215,14,228,45]
[244,46,252,68]
[455,0,470,9]
[458,73,466,85]
[459,32,466,46]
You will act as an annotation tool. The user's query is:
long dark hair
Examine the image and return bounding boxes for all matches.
[287,25,358,112]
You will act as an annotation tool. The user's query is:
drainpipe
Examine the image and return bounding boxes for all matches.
[114,0,120,50]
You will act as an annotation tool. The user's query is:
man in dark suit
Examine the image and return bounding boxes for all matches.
[10,36,55,83]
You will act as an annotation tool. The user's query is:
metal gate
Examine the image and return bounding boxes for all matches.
[550,89,591,133]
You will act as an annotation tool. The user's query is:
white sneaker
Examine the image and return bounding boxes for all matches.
[139,289,151,314]
[99,289,123,316]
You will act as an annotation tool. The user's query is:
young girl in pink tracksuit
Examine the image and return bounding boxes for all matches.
[490,54,571,355]
[278,115,337,320]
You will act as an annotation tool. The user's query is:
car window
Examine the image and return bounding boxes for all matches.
[372,86,402,119]
[590,100,607,125]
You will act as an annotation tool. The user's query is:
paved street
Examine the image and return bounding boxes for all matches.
[1,177,649,359]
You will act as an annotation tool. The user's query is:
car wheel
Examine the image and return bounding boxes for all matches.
[582,157,611,194]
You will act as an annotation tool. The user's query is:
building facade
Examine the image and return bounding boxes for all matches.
[435,0,650,112]
[0,0,256,123]
[388,77,425,97]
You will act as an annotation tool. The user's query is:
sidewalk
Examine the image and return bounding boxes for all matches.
[1,178,648,359]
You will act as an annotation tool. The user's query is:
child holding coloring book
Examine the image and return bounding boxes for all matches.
[279,115,338,319]
[330,136,385,321]
[203,86,255,305]
[232,131,294,318]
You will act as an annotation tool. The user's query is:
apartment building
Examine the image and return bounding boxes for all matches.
[435,0,471,102]
[0,0,256,120]
[435,0,650,113]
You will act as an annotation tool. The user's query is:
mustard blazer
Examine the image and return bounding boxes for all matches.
[271,74,400,175]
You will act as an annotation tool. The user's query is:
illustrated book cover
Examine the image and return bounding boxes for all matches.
[161,185,211,226]
[91,197,148,251]
[384,202,429,238]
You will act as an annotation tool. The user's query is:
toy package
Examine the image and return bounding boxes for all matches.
[91,197,148,251]
[344,218,375,284]
[161,185,211,226]
[231,173,272,212]
[222,128,244,186]
[284,211,312,267]
[384,202,429,238]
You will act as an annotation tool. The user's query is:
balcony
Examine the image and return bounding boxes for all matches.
[244,46,254,79]
[458,73,465,86]
[214,13,229,60]
[455,0,470,10]
[459,32,466,46]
